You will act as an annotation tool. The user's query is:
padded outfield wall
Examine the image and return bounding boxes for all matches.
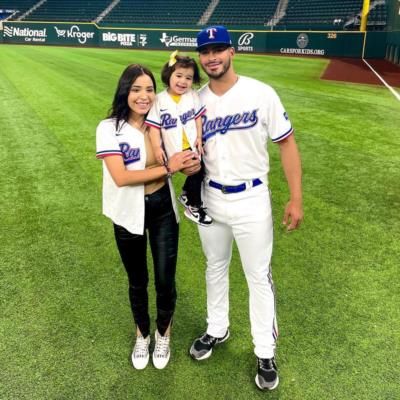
[0,21,386,59]
[386,0,400,64]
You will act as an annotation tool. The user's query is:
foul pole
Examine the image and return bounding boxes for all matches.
[360,0,370,32]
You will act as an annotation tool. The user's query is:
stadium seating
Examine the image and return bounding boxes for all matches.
[207,0,279,26]
[0,0,38,19]
[365,3,387,28]
[26,0,110,22]
[277,0,364,30]
[1,0,388,30]
[101,0,209,25]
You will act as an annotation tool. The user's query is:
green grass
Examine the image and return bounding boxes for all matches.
[0,44,399,400]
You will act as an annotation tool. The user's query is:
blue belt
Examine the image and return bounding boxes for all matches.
[208,178,262,194]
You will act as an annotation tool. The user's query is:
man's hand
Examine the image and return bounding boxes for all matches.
[278,135,303,231]
[181,152,201,176]
[282,199,303,231]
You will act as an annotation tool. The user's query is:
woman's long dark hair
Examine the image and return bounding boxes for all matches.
[108,64,157,130]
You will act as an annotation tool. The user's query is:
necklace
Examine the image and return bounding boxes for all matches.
[129,118,146,132]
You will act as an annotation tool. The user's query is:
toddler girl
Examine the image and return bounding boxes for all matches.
[146,50,212,226]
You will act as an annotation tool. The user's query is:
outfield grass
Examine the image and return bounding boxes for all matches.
[0,44,399,400]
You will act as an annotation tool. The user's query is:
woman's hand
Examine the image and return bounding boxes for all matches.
[167,150,199,174]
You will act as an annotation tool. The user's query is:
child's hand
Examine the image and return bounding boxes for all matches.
[155,148,167,165]
[195,138,204,156]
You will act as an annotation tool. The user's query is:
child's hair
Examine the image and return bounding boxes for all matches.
[161,51,201,87]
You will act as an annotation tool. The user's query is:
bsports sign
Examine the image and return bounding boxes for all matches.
[237,32,255,52]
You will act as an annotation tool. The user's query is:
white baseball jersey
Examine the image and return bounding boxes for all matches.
[96,118,179,234]
[199,75,293,186]
[197,75,293,358]
[145,89,206,157]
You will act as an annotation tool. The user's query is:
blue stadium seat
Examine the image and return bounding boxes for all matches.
[0,0,38,19]
[25,0,110,22]
[1,0,387,31]
[207,0,279,26]
[277,0,364,30]
[102,0,209,25]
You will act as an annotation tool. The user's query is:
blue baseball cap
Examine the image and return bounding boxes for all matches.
[196,25,232,51]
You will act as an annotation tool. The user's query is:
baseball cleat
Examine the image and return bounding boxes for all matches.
[131,335,150,370]
[189,330,230,360]
[255,357,279,391]
[184,206,213,226]
[152,330,171,369]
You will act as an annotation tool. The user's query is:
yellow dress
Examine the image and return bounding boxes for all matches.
[170,94,191,151]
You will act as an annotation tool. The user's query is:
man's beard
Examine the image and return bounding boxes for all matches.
[204,58,231,80]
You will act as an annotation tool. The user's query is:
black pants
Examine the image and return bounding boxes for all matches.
[113,184,179,338]
[182,163,204,208]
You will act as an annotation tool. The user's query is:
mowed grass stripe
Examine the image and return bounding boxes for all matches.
[0,50,129,399]
[273,197,399,400]
[0,46,112,176]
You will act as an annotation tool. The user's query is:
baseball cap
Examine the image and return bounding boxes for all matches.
[196,25,232,51]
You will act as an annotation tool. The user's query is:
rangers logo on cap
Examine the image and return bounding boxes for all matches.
[196,25,232,51]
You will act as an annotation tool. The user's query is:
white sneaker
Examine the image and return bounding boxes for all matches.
[131,335,150,370]
[184,205,213,226]
[152,330,170,369]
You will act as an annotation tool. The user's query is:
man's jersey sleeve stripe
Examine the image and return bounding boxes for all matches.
[272,127,294,143]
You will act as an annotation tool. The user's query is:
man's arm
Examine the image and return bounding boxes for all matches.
[277,134,303,230]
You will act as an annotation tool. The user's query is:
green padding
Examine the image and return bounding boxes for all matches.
[1,22,387,58]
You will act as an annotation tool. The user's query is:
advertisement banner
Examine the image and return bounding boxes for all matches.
[98,28,199,51]
[1,22,384,59]
[3,24,49,44]
[271,31,363,57]
[227,30,364,57]
[3,22,97,46]
[155,30,198,50]
[99,30,149,48]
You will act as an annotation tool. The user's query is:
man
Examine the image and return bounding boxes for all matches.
[189,25,303,391]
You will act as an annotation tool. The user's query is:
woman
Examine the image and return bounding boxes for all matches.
[96,64,198,370]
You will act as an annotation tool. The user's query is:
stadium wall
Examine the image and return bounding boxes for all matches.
[0,21,386,59]
[386,0,400,64]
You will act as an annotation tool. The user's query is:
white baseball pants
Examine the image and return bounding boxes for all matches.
[198,182,278,359]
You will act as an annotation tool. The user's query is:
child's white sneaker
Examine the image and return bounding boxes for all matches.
[131,335,150,370]
[184,205,213,226]
[152,330,170,369]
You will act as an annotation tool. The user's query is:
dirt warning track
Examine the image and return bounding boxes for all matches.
[321,58,400,88]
